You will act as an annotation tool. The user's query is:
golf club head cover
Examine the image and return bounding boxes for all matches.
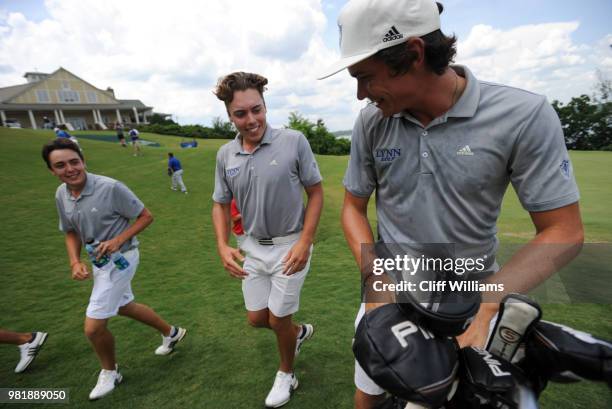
[521,320,612,387]
[448,347,531,409]
[374,242,481,337]
[486,294,542,362]
[354,303,458,408]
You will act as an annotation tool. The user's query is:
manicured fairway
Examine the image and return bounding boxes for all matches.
[0,129,610,408]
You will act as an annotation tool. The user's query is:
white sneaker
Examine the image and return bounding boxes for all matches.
[155,327,187,355]
[265,371,298,408]
[15,332,48,373]
[89,365,122,400]
[295,324,314,357]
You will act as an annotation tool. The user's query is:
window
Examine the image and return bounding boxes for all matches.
[86,91,98,103]
[36,90,50,103]
[57,90,80,103]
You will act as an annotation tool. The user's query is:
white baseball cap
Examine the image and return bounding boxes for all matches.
[318,0,441,79]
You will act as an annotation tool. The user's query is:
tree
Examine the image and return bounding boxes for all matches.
[552,72,612,151]
[212,116,235,139]
[286,112,350,155]
[149,113,177,126]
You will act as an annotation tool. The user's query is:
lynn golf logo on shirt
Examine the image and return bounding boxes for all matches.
[226,166,241,178]
[375,148,401,162]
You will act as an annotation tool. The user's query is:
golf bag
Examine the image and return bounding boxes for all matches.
[357,294,612,408]
[518,320,612,394]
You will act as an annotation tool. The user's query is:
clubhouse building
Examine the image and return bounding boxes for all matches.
[0,67,153,130]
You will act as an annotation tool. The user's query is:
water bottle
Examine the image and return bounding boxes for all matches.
[85,239,110,268]
[111,252,130,270]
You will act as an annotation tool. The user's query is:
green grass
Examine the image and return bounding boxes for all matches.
[0,128,610,408]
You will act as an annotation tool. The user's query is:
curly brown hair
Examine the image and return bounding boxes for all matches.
[214,72,268,108]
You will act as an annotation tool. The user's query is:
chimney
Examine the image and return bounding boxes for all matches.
[106,87,115,96]
[24,72,49,83]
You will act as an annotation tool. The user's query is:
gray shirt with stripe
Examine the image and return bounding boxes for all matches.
[343,65,579,272]
[213,125,322,239]
[55,172,145,251]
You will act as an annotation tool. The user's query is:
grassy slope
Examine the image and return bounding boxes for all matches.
[0,129,610,408]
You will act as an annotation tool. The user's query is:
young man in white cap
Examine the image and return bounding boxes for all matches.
[212,71,323,408]
[319,1,584,407]
[42,138,186,401]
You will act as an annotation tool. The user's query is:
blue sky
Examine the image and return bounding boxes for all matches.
[321,0,612,45]
[0,0,610,130]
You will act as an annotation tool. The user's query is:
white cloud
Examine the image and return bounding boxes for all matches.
[0,0,358,128]
[0,1,610,130]
[457,22,611,103]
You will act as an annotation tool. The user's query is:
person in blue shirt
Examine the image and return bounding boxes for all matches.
[129,128,142,156]
[55,127,80,149]
[167,152,188,194]
[54,127,71,138]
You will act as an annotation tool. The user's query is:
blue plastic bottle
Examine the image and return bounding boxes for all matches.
[85,239,110,268]
[111,252,130,270]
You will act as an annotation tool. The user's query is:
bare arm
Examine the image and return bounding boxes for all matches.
[212,201,246,278]
[282,182,324,274]
[458,202,584,347]
[341,190,394,310]
[96,208,154,257]
[341,190,375,272]
[65,230,89,280]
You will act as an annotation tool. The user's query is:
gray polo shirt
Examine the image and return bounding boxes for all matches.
[213,125,322,239]
[55,172,145,251]
[344,65,579,271]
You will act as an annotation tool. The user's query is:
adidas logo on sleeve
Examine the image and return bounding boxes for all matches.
[383,26,403,42]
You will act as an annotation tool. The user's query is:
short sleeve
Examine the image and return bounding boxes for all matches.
[509,97,580,212]
[55,194,74,233]
[212,148,232,204]
[112,182,145,219]
[297,133,323,187]
[343,111,377,197]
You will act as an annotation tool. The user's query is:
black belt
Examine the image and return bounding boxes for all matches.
[257,238,274,246]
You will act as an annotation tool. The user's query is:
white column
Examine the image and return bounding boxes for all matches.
[132,106,140,124]
[0,110,6,125]
[115,109,122,123]
[92,109,98,123]
[28,110,38,129]
[54,110,60,125]
[97,109,103,124]
[59,110,66,124]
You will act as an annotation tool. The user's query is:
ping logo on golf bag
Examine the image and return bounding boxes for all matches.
[391,320,434,348]
[472,348,511,377]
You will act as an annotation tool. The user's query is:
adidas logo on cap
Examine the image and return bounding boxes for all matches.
[383,26,403,43]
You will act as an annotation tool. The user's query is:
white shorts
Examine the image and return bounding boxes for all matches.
[86,248,139,319]
[353,304,498,396]
[354,304,386,396]
[240,233,311,318]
